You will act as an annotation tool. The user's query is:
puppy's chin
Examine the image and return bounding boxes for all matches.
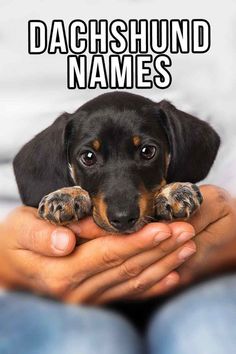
[92,213,148,234]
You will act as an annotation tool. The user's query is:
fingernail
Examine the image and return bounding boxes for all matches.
[178,246,196,260]
[154,232,171,243]
[51,230,69,252]
[177,232,195,243]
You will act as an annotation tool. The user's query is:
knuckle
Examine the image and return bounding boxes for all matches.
[201,185,232,216]
[131,277,147,294]
[133,239,145,252]
[101,238,122,266]
[211,186,231,212]
[212,186,229,202]
[44,277,69,297]
[127,234,147,252]
[203,185,230,203]
[162,256,178,270]
[157,241,170,254]
[118,261,143,280]
[216,190,231,208]
[70,270,86,285]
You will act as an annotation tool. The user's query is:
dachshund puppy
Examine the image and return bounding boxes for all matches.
[13,92,220,233]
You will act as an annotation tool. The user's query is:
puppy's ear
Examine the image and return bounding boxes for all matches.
[13,113,73,207]
[158,100,220,183]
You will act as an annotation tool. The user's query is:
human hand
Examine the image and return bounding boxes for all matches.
[176,185,236,284]
[0,206,77,289]
[0,206,196,304]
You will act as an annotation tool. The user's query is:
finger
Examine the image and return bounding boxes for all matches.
[68,217,108,239]
[129,271,180,300]
[69,211,195,242]
[56,222,173,282]
[63,225,195,303]
[11,207,76,256]
[168,221,195,241]
[179,212,236,284]
[94,240,196,304]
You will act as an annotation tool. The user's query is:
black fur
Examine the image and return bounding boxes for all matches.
[14,113,73,206]
[158,100,220,183]
[13,92,220,224]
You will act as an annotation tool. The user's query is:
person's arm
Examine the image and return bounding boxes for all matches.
[0,206,195,303]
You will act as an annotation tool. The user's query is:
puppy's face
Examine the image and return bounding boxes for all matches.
[68,94,170,233]
[14,91,220,232]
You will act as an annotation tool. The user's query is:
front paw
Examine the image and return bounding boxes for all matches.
[38,187,92,225]
[154,182,203,221]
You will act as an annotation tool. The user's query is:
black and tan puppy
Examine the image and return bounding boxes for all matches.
[13,92,220,233]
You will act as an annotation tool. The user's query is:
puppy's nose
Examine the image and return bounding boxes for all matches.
[108,209,139,232]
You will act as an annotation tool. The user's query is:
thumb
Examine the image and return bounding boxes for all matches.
[13,207,76,256]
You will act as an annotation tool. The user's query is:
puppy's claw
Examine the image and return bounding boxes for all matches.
[38,187,92,225]
[154,182,202,221]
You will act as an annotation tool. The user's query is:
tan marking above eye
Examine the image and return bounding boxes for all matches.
[133,135,141,146]
[92,139,101,151]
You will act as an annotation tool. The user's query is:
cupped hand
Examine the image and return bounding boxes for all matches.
[0,206,196,304]
[176,185,236,284]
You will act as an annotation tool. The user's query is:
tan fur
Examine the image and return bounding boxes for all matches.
[92,139,101,151]
[133,135,141,146]
[92,194,115,231]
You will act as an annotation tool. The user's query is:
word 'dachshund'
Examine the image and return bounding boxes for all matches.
[28,19,211,89]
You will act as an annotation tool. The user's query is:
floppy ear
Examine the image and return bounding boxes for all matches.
[158,100,220,183]
[13,113,73,207]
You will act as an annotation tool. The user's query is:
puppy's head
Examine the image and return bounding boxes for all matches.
[14,92,220,233]
[67,93,169,232]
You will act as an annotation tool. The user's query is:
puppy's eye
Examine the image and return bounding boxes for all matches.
[140,145,157,160]
[80,151,97,166]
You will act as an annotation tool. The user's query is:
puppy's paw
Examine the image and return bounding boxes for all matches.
[154,182,203,221]
[38,187,92,225]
